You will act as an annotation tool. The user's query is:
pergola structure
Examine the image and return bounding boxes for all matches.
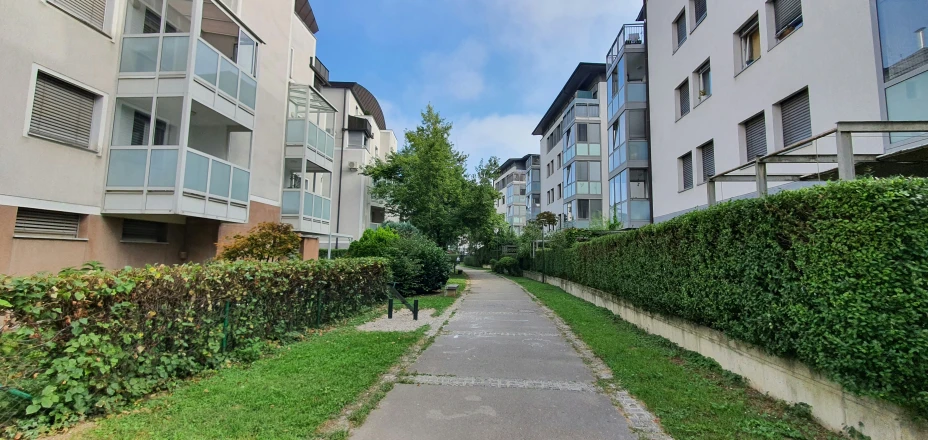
[707,121,928,206]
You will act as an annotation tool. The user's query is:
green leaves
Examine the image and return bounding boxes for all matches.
[527,178,928,417]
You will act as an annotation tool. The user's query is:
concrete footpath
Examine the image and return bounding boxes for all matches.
[350,269,642,440]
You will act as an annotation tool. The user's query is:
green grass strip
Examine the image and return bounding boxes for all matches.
[507,276,844,440]
[84,324,422,440]
[392,271,468,317]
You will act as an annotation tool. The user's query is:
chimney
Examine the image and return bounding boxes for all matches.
[917,27,926,50]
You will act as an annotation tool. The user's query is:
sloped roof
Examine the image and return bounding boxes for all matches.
[328,82,387,130]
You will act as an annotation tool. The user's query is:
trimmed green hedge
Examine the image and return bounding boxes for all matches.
[526,178,928,417]
[0,258,390,435]
[321,248,351,259]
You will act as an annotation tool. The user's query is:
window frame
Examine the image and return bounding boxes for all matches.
[673,9,688,52]
[692,0,708,29]
[679,152,694,191]
[698,141,715,184]
[47,0,113,36]
[696,60,712,103]
[676,79,691,120]
[738,15,762,72]
[771,0,803,41]
[24,65,108,153]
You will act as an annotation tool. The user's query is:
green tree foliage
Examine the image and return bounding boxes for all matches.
[523,178,928,416]
[534,211,559,230]
[216,222,301,262]
[348,226,451,296]
[365,106,498,249]
[0,259,390,435]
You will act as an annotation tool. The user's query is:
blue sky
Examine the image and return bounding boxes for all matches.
[312,0,643,172]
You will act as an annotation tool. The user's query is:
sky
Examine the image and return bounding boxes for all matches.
[311,0,643,172]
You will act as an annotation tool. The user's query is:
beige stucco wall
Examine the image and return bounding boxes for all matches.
[647,0,886,220]
[524,271,928,440]
[289,13,318,87]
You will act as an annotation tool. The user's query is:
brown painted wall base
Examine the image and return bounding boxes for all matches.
[301,237,319,260]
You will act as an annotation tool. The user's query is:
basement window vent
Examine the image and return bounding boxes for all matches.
[14,208,81,239]
[121,219,168,243]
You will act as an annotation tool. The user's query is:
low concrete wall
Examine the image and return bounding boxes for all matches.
[523,271,927,440]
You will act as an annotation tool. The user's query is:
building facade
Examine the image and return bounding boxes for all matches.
[0,0,394,275]
[534,63,610,230]
[494,155,538,235]
[645,0,928,221]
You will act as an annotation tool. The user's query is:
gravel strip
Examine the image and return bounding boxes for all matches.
[356,307,440,332]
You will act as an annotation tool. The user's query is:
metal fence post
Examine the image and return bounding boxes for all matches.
[413,300,419,321]
[388,298,394,319]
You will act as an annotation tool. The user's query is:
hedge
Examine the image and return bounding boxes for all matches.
[0,258,390,435]
[526,178,928,417]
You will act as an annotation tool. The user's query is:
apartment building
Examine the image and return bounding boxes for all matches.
[493,155,539,235]
[0,0,392,275]
[645,0,928,221]
[320,82,398,249]
[533,63,610,229]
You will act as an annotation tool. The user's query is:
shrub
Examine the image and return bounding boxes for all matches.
[489,258,498,269]
[217,222,301,261]
[348,228,450,296]
[525,178,928,417]
[462,255,480,268]
[379,221,420,237]
[320,248,350,259]
[0,258,390,436]
[493,257,522,276]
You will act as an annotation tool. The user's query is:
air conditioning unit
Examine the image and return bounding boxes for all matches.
[348,161,359,171]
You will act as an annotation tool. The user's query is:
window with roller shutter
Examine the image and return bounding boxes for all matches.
[780,90,812,147]
[14,208,81,239]
[701,142,715,182]
[678,80,690,118]
[680,152,693,190]
[49,0,107,32]
[122,219,168,243]
[29,72,99,149]
[674,10,687,50]
[694,0,707,25]
[773,0,803,38]
[744,113,768,160]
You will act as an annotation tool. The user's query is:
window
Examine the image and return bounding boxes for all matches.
[886,71,928,143]
[680,152,694,190]
[578,123,588,142]
[557,184,562,199]
[780,89,811,147]
[49,0,107,31]
[877,1,928,81]
[122,219,168,243]
[557,153,562,169]
[694,0,708,25]
[578,199,591,219]
[772,0,803,40]
[744,113,768,160]
[696,62,711,101]
[674,9,687,50]
[14,208,80,239]
[739,16,762,70]
[700,142,715,182]
[677,80,690,118]
[29,71,98,149]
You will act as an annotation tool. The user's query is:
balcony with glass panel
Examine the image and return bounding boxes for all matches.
[608,168,651,229]
[281,158,333,236]
[285,85,337,173]
[607,50,647,122]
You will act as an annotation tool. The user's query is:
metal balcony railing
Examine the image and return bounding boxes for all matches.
[606,24,645,66]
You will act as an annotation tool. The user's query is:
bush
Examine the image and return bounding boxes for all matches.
[320,248,350,259]
[348,228,450,296]
[489,258,498,269]
[462,255,480,268]
[493,257,522,276]
[0,258,390,436]
[217,222,301,261]
[525,178,928,417]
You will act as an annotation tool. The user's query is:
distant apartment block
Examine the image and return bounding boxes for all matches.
[494,154,539,235]
[0,0,393,275]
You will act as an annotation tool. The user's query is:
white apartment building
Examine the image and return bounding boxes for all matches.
[493,154,540,235]
[534,63,610,229]
[645,0,928,221]
[0,0,393,275]
[320,82,397,249]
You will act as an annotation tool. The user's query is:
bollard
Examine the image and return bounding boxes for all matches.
[413,300,419,321]
[388,298,394,319]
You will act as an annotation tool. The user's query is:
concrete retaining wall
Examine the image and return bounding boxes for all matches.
[523,271,927,440]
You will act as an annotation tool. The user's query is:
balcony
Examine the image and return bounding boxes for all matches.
[311,57,330,85]
[281,190,332,235]
[286,84,337,173]
[606,23,645,66]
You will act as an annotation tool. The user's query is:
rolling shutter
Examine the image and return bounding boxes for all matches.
[30,72,96,149]
[694,0,707,22]
[745,114,768,159]
[122,219,167,243]
[781,90,812,147]
[774,0,802,34]
[679,80,690,117]
[676,14,687,46]
[14,208,80,238]
[50,0,107,31]
[702,143,715,180]
[681,152,693,190]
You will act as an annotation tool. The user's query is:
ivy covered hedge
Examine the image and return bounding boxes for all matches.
[0,258,390,436]
[526,178,928,417]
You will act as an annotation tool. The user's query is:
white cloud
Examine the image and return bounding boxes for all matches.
[450,113,543,172]
[411,39,489,102]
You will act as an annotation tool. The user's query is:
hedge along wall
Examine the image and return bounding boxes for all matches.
[529,178,928,418]
[0,258,390,435]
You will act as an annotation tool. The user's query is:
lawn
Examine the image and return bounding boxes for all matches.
[82,314,422,440]
[507,276,844,440]
[391,271,468,317]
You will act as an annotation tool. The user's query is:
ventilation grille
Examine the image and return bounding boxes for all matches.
[14,208,80,239]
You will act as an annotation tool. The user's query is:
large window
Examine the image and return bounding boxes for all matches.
[563,161,602,198]
[609,169,650,226]
[29,71,99,149]
[878,0,928,82]
[886,70,928,143]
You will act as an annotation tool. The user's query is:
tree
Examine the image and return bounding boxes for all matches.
[217,222,301,261]
[364,105,497,249]
[534,211,559,230]
[475,156,501,186]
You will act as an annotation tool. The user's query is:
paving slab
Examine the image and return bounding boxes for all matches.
[350,384,635,440]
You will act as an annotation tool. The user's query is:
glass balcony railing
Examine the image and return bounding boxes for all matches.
[286,119,336,160]
[182,150,250,204]
[194,39,258,110]
[281,190,332,222]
